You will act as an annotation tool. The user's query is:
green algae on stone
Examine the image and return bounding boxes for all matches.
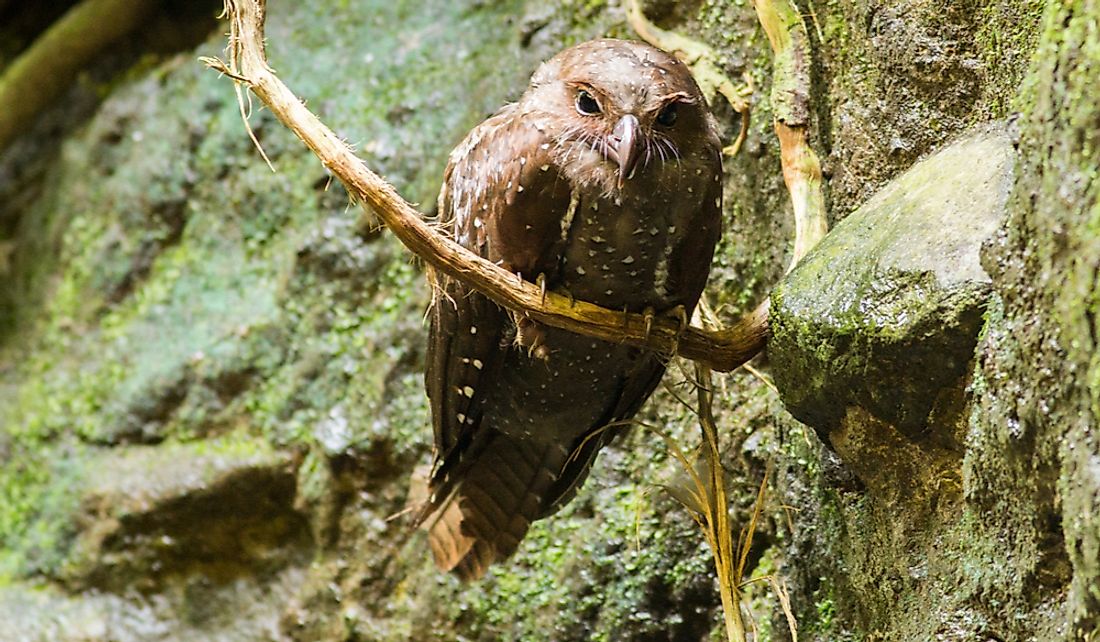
[966,0,1100,635]
[812,0,1043,218]
[0,565,309,642]
[770,126,1015,440]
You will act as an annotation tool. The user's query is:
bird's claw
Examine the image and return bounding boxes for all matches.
[642,306,656,341]
[667,304,689,342]
[515,315,551,361]
[536,273,548,306]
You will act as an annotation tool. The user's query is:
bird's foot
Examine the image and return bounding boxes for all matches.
[642,306,656,341]
[665,305,690,351]
[514,314,551,361]
[666,304,689,339]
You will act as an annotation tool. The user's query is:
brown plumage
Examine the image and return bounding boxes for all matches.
[414,38,724,580]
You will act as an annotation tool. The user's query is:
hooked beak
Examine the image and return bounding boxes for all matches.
[608,114,641,189]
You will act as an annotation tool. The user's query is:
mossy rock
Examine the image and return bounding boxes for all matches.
[770,126,1014,443]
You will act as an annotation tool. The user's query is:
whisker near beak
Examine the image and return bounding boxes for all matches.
[608,114,641,189]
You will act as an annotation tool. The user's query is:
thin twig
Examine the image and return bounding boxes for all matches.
[694,361,746,642]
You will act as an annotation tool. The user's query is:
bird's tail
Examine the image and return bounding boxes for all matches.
[411,434,574,581]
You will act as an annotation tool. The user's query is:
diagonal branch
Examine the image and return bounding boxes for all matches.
[203,0,817,373]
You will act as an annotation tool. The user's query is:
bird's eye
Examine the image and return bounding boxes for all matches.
[656,102,679,127]
[575,90,601,116]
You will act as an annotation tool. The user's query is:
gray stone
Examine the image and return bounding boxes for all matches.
[61,438,311,593]
[770,126,1015,443]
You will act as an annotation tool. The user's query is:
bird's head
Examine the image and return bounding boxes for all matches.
[525,39,720,197]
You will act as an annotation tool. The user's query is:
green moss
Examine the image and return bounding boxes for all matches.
[974,0,1046,118]
[813,588,836,632]
[0,442,88,580]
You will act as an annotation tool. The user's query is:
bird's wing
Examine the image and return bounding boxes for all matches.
[668,155,724,302]
[419,105,573,568]
[539,355,667,519]
[427,104,567,452]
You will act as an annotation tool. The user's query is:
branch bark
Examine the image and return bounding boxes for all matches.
[205,0,820,373]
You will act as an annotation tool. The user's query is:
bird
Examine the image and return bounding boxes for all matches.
[413,38,724,580]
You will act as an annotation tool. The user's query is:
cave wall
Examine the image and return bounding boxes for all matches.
[1,0,1090,640]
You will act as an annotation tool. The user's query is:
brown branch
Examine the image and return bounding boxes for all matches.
[204,0,790,372]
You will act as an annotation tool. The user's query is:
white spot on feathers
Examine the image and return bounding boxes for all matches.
[654,243,675,298]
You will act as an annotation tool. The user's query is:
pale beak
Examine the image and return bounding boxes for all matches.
[609,114,641,188]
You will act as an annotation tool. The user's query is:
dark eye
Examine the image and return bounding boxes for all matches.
[575,90,601,116]
[656,102,679,127]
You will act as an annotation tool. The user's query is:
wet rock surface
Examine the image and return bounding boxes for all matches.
[62,439,310,592]
[0,438,309,642]
[771,127,1013,445]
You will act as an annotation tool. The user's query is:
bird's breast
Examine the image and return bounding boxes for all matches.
[558,186,704,312]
